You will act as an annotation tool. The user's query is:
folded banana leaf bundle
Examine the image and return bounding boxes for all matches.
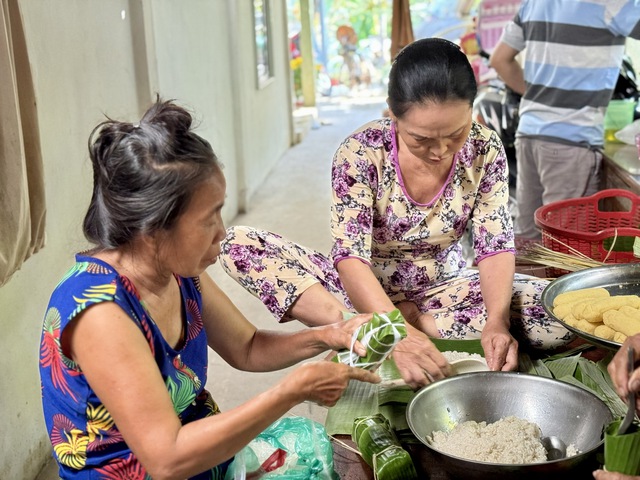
[604,417,640,475]
[352,413,417,480]
[335,309,407,371]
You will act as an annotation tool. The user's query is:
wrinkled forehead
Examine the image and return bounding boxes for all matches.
[393,100,472,137]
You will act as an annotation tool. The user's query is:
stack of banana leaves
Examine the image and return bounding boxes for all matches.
[519,345,628,418]
[326,340,629,445]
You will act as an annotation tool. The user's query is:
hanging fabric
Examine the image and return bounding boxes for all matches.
[0,0,46,287]
[390,0,414,60]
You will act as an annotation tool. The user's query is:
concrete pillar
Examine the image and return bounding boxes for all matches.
[299,0,316,106]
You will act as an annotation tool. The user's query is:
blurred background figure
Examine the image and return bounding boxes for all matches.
[489,0,640,241]
[335,24,371,90]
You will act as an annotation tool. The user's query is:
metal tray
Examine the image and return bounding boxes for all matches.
[540,263,640,350]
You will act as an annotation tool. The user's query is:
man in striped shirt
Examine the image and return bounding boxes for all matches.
[489,0,640,240]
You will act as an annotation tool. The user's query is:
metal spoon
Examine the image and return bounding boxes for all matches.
[617,345,636,436]
[541,435,567,461]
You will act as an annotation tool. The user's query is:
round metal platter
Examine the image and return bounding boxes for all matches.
[540,263,640,350]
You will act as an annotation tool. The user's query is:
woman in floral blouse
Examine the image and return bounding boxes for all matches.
[220,38,573,389]
[39,99,379,479]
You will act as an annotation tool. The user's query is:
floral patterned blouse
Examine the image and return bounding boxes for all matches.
[330,118,516,299]
[39,254,229,479]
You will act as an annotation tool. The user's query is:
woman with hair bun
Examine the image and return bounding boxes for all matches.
[39,98,379,479]
[221,38,575,389]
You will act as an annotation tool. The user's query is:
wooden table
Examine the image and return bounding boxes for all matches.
[332,434,602,479]
[332,435,451,479]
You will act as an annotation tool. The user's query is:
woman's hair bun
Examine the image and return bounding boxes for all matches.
[83,97,221,249]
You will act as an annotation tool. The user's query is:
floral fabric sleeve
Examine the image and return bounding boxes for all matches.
[330,120,389,266]
[467,127,516,262]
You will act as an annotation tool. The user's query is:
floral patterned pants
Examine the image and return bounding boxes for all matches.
[219,226,574,350]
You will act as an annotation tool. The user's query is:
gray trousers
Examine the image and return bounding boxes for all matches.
[514,137,602,239]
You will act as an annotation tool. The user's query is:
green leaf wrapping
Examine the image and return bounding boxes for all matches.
[352,414,418,480]
[545,356,580,379]
[605,418,640,475]
[336,309,407,371]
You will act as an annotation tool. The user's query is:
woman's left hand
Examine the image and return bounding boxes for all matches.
[480,322,518,371]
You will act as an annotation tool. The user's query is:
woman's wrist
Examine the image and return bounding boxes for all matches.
[395,301,421,326]
[485,312,511,330]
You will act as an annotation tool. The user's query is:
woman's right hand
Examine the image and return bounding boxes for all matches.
[391,323,451,389]
[480,321,519,372]
[607,335,640,411]
[279,361,380,407]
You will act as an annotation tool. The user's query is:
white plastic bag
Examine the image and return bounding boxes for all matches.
[614,119,640,145]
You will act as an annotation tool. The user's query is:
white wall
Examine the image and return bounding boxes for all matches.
[0,1,293,477]
[147,0,242,216]
[229,0,294,209]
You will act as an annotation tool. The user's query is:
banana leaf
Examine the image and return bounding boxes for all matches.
[545,356,580,379]
[519,352,553,377]
[576,358,629,418]
[327,340,483,436]
[335,309,407,371]
[377,357,402,381]
[605,418,640,475]
[380,403,410,432]
[325,377,379,436]
[534,353,628,418]
[543,343,595,360]
[429,337,484,356]
[378,387,414,407]
[352,414,417,480]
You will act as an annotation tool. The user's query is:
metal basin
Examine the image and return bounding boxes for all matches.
[541,263,640,350]
[406,372,612,479]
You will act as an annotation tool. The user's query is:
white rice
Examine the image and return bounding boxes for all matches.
[428,416,578,464]
[429,352,579,463]
[441,350,483,362]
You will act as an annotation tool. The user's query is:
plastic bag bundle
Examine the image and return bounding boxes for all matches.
[224,417,338,480]
[352,413,417,480]
[335,309,407,371]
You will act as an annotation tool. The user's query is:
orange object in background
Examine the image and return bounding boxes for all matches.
[460,31,479,56]
[336,25,358,47]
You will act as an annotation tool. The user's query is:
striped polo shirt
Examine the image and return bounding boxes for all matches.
[500,0,640,147]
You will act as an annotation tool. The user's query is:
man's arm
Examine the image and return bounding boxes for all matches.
[489,41,526,95]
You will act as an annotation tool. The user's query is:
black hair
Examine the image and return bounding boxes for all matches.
[387,37,477,118]
[83,97,222,249]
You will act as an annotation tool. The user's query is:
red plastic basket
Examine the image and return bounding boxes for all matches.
[534,189,640,275]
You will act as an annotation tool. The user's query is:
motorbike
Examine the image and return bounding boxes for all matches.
[472,51,521,216]
[612,55,640,110]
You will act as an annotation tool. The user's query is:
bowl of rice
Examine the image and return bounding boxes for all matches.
[406,372,612,479]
